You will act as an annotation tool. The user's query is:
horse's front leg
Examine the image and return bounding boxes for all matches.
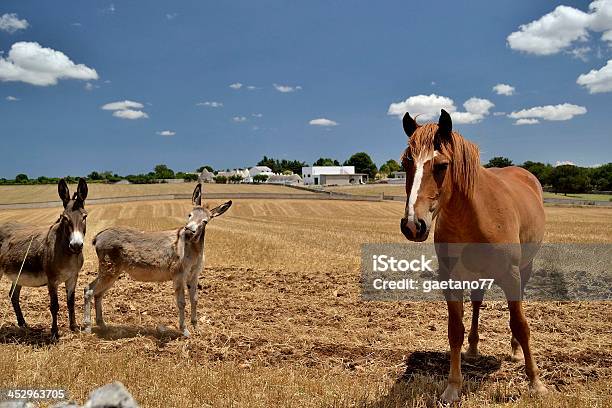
[47,283,60,339]
[65,273,78,331]
[441,290,464,403]
[466,288,484,358]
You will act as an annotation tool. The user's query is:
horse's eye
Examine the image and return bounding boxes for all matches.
[434,163,449,172]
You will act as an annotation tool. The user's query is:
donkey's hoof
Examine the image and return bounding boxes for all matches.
[529,380,548,397]
[510,353,525,363]
[84,326,92,334]
[441,383,461,403]
[182,328,191,338]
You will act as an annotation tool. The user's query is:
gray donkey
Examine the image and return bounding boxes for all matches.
[0,178,88,339]
[84,183,231,336]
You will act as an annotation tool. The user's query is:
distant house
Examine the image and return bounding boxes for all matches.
[388,171,406,184]
[247,166,274,182]
[302,166,367,186]
[217,168,250,182]
[267,174,302,185]
[199,168,214,183]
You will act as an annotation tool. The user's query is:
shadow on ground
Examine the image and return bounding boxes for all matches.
[369,350,506,407]
[91,324,182,345]
[0,324,57,346]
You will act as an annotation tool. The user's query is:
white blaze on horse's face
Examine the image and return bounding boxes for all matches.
[407,150,438,219]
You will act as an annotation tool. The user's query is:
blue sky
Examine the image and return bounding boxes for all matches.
[0,0,611,178]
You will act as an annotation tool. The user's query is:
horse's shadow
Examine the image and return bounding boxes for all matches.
[90,324,183,345]
[0,324,57,346]
[369,351,505,407]
[0,324,182,347]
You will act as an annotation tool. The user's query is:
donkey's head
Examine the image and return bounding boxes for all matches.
[184,183,232,241]
[399,110,479,242]
[58,178,88,253]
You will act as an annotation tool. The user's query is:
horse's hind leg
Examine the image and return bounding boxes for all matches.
[511,261,533,361]
[466,288,484,358]
[507,300,547,396]
[9,283,27,328]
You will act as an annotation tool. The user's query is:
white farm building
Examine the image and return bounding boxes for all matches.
[301,166,367,186]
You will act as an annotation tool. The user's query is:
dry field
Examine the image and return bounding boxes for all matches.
[0,183,308,205]
[0,197,610,407]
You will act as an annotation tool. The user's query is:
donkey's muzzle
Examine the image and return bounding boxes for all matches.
[400,218,428,242]
[69,241,83,253]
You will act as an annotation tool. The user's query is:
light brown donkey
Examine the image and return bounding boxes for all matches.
[0,178,89,339]
[84,183,231,337]
[399,110,547,402]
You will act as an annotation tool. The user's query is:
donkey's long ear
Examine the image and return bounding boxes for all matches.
[58,179,70,208]
[210,200,232,218]
[192,183,202,206]
[76,178,88,202]
[402,112,418,137]
[435,109,453,149]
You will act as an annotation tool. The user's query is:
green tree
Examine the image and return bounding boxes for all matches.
[229,174,243,183]
[154,164,175,179]
[15,173,29,183]
[484,156,513,168]
[313,157,340,166]
[549,165,590,194]
[344,152,377,179]
[521,161,553,186]
[214,175,227,184]
[588,163,612,191]
[88,171,102,181]
[253,174,269,183]
[379,159,402,176]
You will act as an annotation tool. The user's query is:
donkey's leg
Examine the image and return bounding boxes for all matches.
[188,273,199,330]
[91,274,118,329]
[9,283,27,328]
[508,300,547,396]
[441,299,465,402]
[65,273,78,332]
[48,283,60,339]
[173,274,189,337]
[466,288,484,358]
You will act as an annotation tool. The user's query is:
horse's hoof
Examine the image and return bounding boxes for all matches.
[529,380,548,397]
[441,384,461,403]
[510,353,525,363]
[464,347,479,359]
[183,328,191,338]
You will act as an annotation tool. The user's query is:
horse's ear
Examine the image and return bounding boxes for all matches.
[402,112,417,137]
[76,178,88,202]
[58,179,70,208]
[438,109,452,135]
[192,183,202,206]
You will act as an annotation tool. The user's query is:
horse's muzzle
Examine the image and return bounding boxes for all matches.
[400,218,429,242]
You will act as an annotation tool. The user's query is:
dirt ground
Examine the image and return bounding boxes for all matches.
[0,199,610,407]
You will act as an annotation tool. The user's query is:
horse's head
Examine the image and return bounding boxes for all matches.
[399,109,478,242]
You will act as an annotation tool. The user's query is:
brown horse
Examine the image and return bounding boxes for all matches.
[399,110,547,402]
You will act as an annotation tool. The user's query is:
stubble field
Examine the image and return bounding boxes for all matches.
[0,193,610,407]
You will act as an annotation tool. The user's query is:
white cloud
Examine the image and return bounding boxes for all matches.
[569,46,591,61]
[247,85,257,90]
[112,109,148,120]
[233,116,247,122]
[166,13,178,20]
[514,118,540,125]
[196,101,223,108]
[101,100,144,110]
[387,94,494,124]
[84,82,99,91]
[555,160,576,166]
[157,130,175,136]
[508,103,587,121]
[5,95,18,101]
[0,13,29,33]
[577,59,612,93]
[0,42,98,86]
[309,118,338,127]
[273,83,302,93]
[493,83,515,96]
[252,113,263,118]
[229,82,243,89]
[493,111,507,116]
[507,1,612,56]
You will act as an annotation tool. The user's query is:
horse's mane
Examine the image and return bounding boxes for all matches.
[401,123,480,197]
